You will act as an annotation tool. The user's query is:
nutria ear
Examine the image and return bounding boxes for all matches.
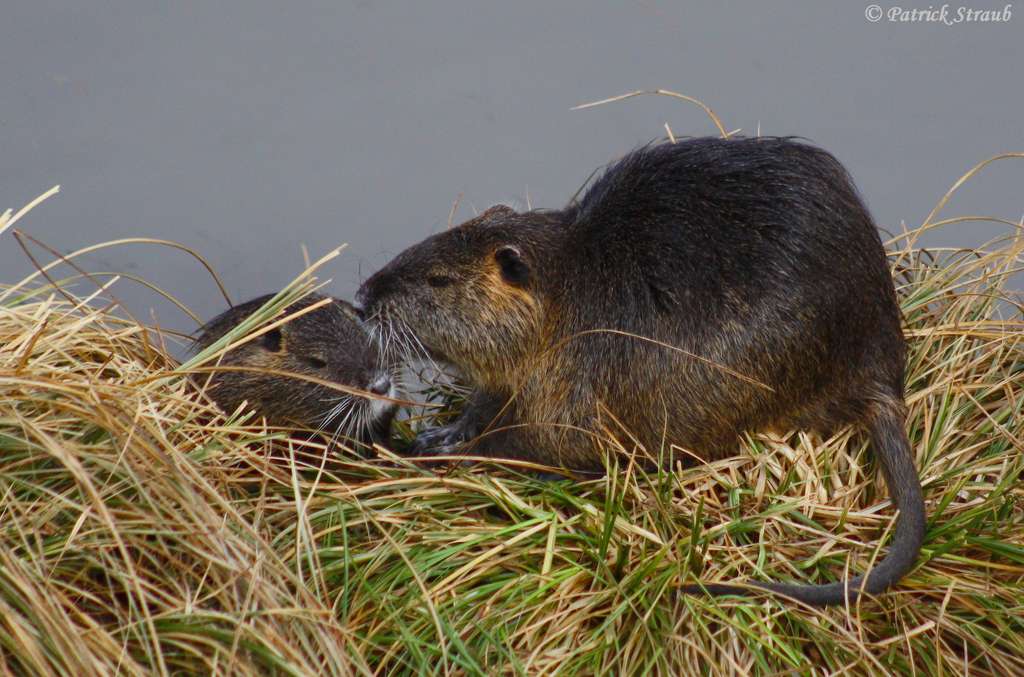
[495,246,529,286]
[261,327,284,352]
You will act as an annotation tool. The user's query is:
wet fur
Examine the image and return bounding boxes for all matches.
[357,137,926,605]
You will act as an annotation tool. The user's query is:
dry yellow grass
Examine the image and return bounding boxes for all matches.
[1,145,1023,674]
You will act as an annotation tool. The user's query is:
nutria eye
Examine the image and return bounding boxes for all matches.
[427,275,454,288]
[305,356,328,369]
[261,328,283,353]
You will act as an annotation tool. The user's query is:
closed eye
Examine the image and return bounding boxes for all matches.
[304,356,328,369]
[427,275,454,288]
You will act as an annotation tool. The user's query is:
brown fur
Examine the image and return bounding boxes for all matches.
[357,138,926,605]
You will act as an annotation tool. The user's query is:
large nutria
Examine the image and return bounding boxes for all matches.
[193,293,398,445]
[356,137,926,606]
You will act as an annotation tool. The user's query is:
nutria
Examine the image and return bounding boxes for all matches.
[192,292,398,445]
[356,137,926,606]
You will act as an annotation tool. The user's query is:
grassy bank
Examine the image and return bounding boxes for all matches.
[1,166,1023,675]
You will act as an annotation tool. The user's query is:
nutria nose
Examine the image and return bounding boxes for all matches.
[356,270,393,314]
[368,374,391,396]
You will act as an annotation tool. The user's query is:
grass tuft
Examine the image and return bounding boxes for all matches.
[2,165,1023,674]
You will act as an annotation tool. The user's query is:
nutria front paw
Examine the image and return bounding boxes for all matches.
[410,422,475,456]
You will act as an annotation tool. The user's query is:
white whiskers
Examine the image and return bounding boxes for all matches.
[315,393,368,449]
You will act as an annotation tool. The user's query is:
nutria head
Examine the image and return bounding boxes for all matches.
[355,206,560,387]
[192,292,398,444]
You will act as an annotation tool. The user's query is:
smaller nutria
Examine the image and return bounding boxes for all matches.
[356,137,926,606]
[193,293,398,445]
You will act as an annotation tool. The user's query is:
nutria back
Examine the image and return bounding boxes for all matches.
[357,136,925,606]
[193,292,397,444]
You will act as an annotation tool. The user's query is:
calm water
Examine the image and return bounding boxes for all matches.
[3,2,1021,348]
